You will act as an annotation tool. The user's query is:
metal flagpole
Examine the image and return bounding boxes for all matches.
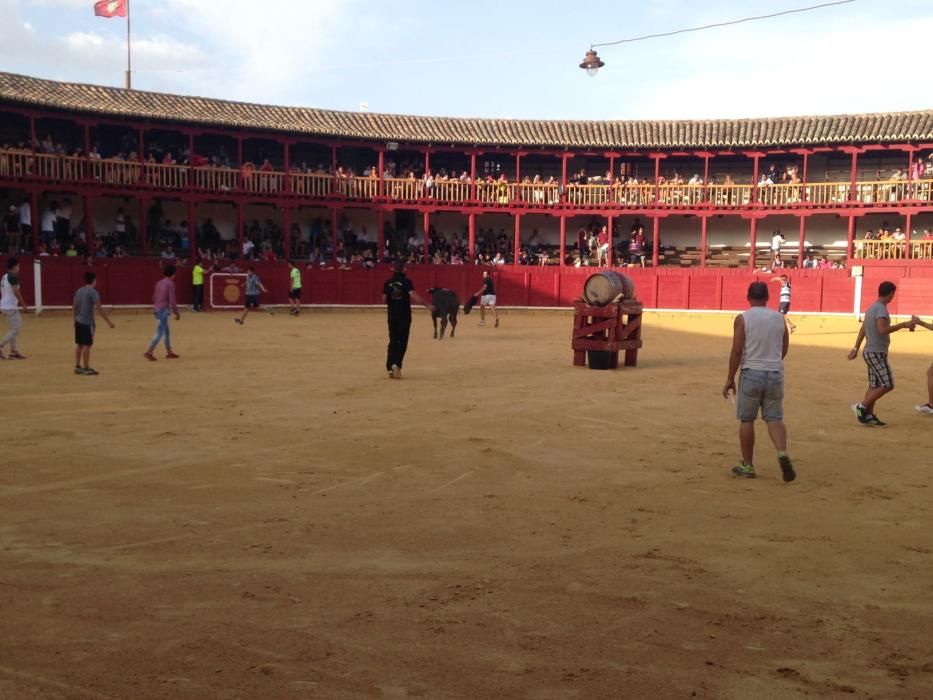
[125,0,132,89]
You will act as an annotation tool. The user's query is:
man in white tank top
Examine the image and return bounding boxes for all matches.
[723,281,795,482]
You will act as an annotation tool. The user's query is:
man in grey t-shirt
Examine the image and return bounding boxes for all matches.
[73,271,114,376]
[848,281,915,426]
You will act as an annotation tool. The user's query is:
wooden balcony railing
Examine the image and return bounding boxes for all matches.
[290,173,333,197]
[911,240,933,259]
[192,166,237,192]
[854,240,908,260]
[4,149,933,215]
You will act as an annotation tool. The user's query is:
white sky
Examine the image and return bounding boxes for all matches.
[2,0,931,120]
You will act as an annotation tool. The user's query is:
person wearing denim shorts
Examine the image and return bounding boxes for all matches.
[723,281,795,481]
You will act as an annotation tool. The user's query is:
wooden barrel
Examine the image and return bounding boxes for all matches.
[583,271,635,306]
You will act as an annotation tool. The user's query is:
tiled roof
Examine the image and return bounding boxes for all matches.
[1,71,932,150]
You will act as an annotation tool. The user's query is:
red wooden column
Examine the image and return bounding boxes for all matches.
[422,210,430,262]
[748,217,758,269]
[283,140,291,194]
[702,154,711,203]
[652,154,662,202]
[331,207,339,260]
[468,212,476,261]
[607,215,614,267]
[846,214,856,260]
[331,144,338,194]
[848,149,859,202]
[515,153,522,185]
[797,215,807,267]
[651,216,660,267]
[283,205,292,259]
[376,209,385,261]
[700,215,708,268]
[559,215,566,266]
[137,127,145,183]
[187,200,196,261]
[513,213,521,264]
[30,190,39,253]
[84,194,95,255]
[138,197,147,255]
[561,154,570,202]
[750,154,761,204]
[424,150,431,176]
[906,149,915,200]
[83,123,92,159]
[904,212,913,259]
[801,151,809,203]
[237,201,244,259]
[470,152,477,201]
[377,149,385,197]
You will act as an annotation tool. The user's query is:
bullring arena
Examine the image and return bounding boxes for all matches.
[3,43,933,698]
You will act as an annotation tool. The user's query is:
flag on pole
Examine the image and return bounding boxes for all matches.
[94,0,127,18]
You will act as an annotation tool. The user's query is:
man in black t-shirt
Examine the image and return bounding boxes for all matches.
[383,261,433,379]
[473,270,499,328]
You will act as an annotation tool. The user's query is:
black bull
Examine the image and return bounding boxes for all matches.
[427,288,459,339]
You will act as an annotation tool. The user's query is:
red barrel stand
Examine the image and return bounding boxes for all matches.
[572,300,643,368]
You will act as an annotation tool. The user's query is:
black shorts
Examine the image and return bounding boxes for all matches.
[289,288,302,300]
[778,302,790,314]
[74,322,94,346]
[245,294,260,309]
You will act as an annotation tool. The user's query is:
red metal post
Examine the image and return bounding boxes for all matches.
[559,215,566,267]
[237,200,244,259]
[423,210,430,262]
[468,212,476,261]
[748,218,758,269]
[652,216,660,267]
[377,149,385,198]
[377,209,385,262]
[700,215,708,268]
[797,215,807,267]
[187,200,196,261]
[513,213,521,264]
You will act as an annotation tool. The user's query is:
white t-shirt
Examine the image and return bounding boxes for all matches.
[0,272,19,311]
[771,234,783,251]
[780,282,792,303]
[18,203,31,226]
[115,214,126,233]
[41,211,56,232]
[59,203,72,220]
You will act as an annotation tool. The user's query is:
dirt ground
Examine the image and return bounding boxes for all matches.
[1,307,932,700]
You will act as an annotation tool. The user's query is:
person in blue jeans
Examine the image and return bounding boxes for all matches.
[723,281,796,482]
[144,265,181,361]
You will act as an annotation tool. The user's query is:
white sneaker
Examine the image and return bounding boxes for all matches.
[391,364,401,379]
[915,403,933,415]
[479,321,486,327]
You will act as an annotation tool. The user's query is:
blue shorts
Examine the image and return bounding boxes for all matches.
[737,369,784,422]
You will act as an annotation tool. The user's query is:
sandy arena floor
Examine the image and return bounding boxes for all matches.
[1,308,932,699]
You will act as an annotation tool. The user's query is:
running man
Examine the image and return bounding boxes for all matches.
[191,258,212,312]
[848,281,915,426]
[771,274,796,334]
[0,257,28,360]
[288,260,302,316]
[235,266,273,325]
[723,281,795,482]
[73,271,114,375]
[910,315,933,414]
[383,261,433,379]
[474,270,499,328]
[144,265,181,361]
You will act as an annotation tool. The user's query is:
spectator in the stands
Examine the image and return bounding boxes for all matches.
[492,251,506,265]
[771,230,785,264]
[892,228,906,242]
[161,245,176,260]
[629,228,646,267]
[863,229,875,240]
[40,202,57,246]
[65,243,78,257]
[802,252,818,269]
[57,198,72,242]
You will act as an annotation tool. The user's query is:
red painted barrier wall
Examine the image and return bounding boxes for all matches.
[5,256,932,315]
